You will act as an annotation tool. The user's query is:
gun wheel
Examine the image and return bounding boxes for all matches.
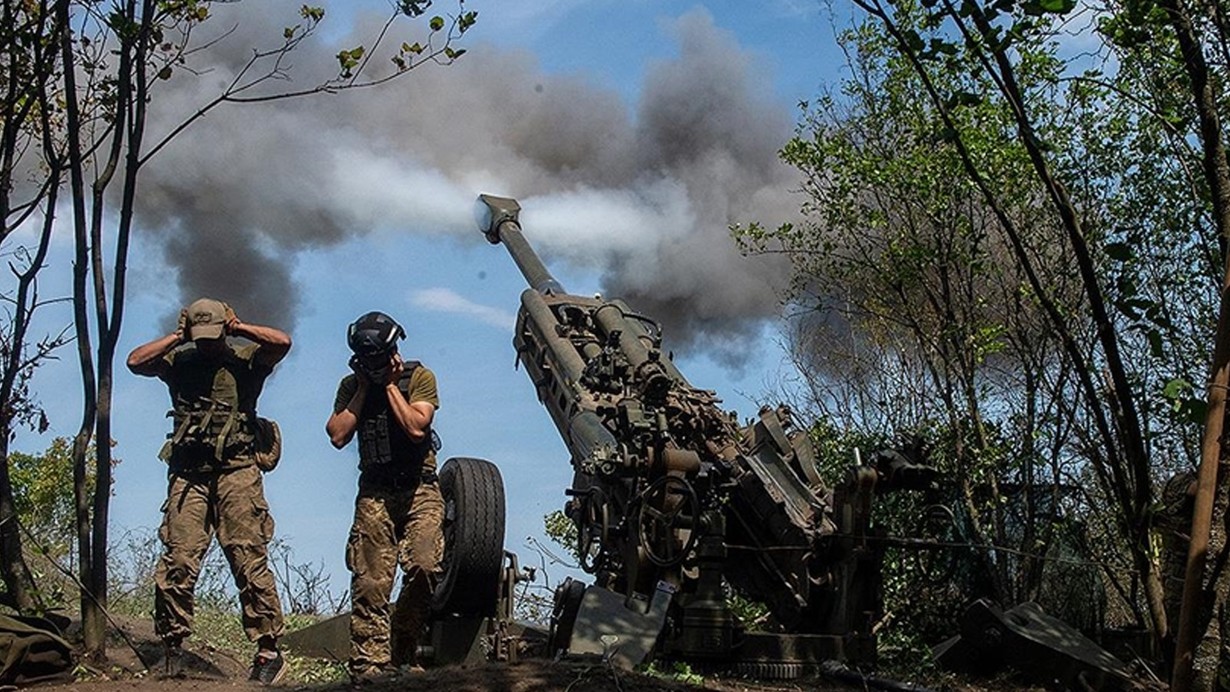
[636,475,699,567]
[432,457,506,616]
[577,487,611,573]
[548,577,586,655]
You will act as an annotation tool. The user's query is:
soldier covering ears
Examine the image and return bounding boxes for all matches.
[127,298,289,685]
[325,311,443,680]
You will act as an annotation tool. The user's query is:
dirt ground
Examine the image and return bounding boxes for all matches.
[30,660,859,692]
[19,615,1027,692]
[19,623,917,692]
[24,634,877,692]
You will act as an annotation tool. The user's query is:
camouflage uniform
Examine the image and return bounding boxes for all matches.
[152,341,285,646]
[333,365,442,673]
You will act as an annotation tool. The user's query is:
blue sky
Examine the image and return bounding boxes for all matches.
[14,0,858,602]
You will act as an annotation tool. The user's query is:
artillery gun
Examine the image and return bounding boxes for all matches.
[476,194,938,675]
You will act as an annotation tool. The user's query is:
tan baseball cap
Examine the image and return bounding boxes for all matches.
[186,298,226,340]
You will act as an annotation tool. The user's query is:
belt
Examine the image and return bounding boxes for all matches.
[359,466,436,490]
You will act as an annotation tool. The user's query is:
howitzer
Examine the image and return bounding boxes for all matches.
[477,194,937,674]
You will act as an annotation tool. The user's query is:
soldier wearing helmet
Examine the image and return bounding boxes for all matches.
[325,311,442,679]
[126,298,290,685]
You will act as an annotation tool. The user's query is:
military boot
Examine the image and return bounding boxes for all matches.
[389,627,421,669]
[158,638,186,679]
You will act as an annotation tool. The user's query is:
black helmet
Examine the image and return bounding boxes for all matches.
[347,311,405,357]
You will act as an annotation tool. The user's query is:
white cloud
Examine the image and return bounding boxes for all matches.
[409,287,516,330]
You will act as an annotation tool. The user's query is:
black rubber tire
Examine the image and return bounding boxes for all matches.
[432,457,506,616]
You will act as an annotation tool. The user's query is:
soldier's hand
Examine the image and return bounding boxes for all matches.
[222,303,240,333]
[176,309,189,341]
[385,353,404,385]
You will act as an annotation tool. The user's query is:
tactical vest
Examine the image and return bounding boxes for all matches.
[357,362,435,482]
[160,343,265,471]
[163,398,256,467]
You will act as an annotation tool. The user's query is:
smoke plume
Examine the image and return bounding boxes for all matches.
[137,1,799,362]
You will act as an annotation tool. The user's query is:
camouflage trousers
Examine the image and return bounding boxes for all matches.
[346,478,444,673]
[154,465,285,645]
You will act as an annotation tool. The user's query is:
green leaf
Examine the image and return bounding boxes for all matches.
[1037,0,1076,13]
[429,15,445,31]
[1147,330,1163,358]
[1104,242,1132,261]
[398,0,431,17]
[1185,399,1209,426]
[902,28,925,53]
[945,90,982,109]
[336,46,364,71]
[1162,378,1191,400]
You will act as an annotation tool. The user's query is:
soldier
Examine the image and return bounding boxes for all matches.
[325,311,443,680]
[126,298,289,685]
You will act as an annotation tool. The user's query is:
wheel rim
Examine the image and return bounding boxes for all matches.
[636,476,699,567]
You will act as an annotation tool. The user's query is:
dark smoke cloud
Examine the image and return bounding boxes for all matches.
[137,2,799,362]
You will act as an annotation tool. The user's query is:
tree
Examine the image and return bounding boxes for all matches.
[0,0,76,617]
[739,31,1073,607]
[1099,0,1230,683]
[51,0,476,659]
[742,0,1227,674]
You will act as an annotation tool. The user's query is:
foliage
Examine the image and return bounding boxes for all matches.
[642,660,705,686]
[725,590,770,630]
[280,646,349,684]
[542,509,581,565]
[0,439,111,611]
[10,438,100,560]
[736,0,1230,661]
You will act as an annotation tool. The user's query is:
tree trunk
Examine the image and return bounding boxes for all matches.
[0,434,36,613]
[88,351,114,651]
[57,0,104,656]
[1162,0,1230,686]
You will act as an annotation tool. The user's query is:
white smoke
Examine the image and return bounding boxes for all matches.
[136,1,799,363]
[411,287,516,330]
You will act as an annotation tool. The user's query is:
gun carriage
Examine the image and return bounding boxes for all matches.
[476,194,937,674]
